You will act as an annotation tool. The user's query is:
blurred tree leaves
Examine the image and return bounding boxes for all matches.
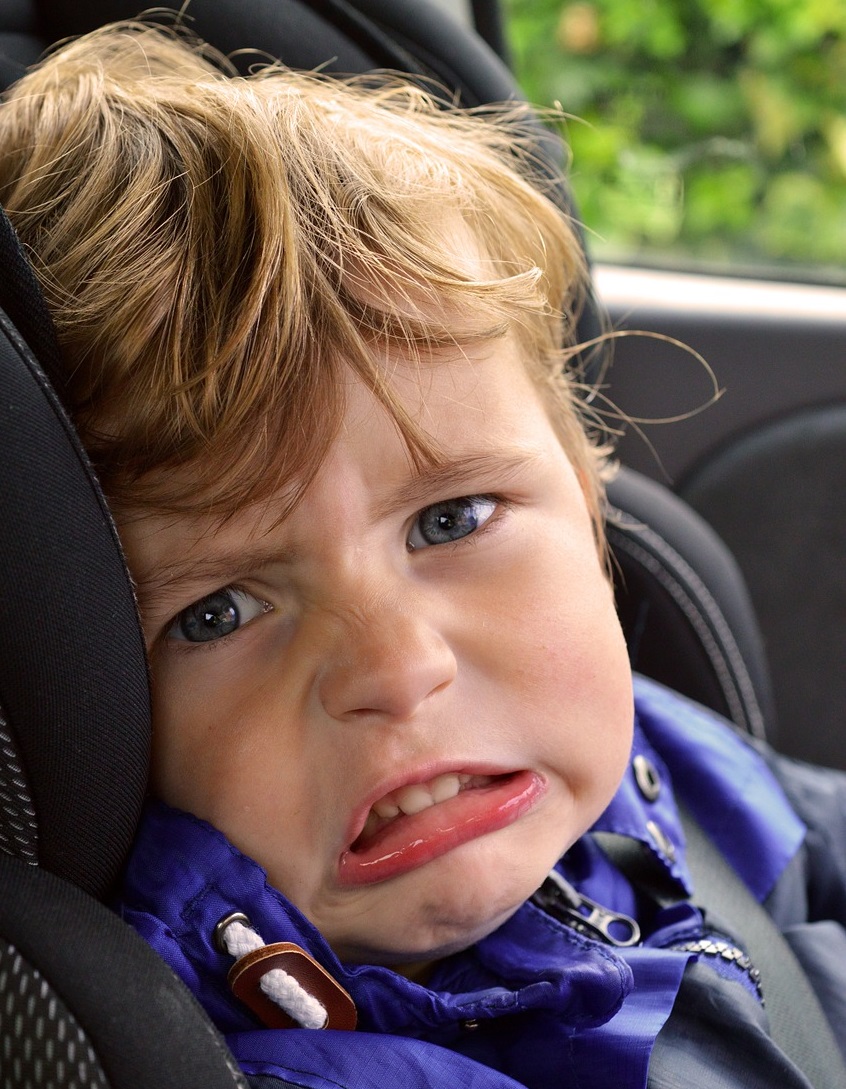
[504,0,846,277]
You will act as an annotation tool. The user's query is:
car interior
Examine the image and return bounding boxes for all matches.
[0,0,841,1085]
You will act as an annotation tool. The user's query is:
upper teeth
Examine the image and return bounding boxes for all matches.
[360,773,481,842]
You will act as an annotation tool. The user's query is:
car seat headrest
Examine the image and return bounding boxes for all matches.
[0,208,150,899]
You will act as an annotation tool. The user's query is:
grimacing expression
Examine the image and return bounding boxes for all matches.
[120,335,634,972]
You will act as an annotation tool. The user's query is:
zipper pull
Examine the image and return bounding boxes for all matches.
[532,869,641,948]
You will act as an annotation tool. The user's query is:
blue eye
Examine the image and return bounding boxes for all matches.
[169,588,270,643]
[407,496,498,550]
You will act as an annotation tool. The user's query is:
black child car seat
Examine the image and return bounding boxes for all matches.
[0,2,776,1085]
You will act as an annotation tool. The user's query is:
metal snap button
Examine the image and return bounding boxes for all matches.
[646,819,676,862]
[633,754,661,802]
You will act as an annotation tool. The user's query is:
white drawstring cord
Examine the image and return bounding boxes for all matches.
[219,918,328,1030]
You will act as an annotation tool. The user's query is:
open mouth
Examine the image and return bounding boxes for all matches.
[351,772,505,853]
[338,769,545,886]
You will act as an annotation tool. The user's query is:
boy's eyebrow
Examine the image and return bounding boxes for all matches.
[135,543,296,615]
[375,450,542,517]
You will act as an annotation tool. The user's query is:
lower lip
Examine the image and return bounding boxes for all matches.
[337,770,546,887]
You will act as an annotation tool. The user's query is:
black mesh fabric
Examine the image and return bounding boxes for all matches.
[0,856,245,1089]
[0,940,111,1089]
[0,709,37,866]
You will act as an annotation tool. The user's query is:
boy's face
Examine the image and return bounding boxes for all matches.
[121,336,634,971]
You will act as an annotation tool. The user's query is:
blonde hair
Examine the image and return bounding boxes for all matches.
[0,21,608,528]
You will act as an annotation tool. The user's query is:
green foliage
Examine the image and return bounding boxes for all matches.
[504,0,846,277]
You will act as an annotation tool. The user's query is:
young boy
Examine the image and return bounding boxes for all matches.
[2,21,845,1089]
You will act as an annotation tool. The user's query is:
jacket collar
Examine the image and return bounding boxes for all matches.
[118,795,633,1038]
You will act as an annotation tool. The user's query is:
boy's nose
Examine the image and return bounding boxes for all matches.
[317,595,457,723]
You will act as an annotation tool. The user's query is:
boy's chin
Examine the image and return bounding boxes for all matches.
[326,815,581,975]
[333,897,525,977]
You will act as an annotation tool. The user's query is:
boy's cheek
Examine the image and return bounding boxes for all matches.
[146,661,245,812]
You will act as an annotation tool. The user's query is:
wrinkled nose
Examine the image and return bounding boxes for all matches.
[317,595,457,723]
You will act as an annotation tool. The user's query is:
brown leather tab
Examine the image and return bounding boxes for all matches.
[228,942,357,1031]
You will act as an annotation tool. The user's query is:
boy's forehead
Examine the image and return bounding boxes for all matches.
[352,332,537,428]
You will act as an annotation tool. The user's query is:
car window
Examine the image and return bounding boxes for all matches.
[504,0,846,285]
